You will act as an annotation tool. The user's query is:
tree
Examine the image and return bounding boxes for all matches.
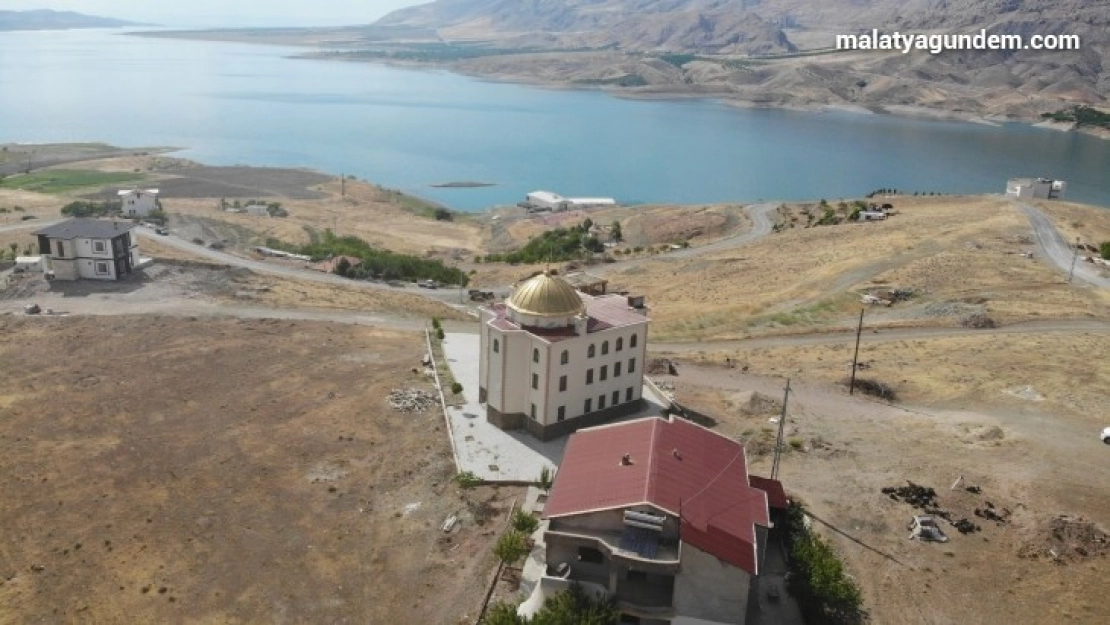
[481,584,619,625]
[493,529,530,566]
[784,501,866,624]
[333,257,351,277]
[581,217,593,232]
[536,466,553,491]
[510,509,539,534]
[609,220,622,243]
[482,601,525,625]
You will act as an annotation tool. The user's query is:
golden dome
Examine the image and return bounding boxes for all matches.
[506,272,585,318]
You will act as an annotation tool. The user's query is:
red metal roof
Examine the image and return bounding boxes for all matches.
[544,416,770,574]
[749,475,789,510]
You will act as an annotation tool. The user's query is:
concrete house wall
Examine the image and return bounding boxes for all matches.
[672,543,751,624]
[120,190,158,217]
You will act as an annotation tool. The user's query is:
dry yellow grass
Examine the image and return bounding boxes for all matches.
[682,331,1110,420]
[226,273,468,319]
[137,238,467,319]
[608,196,1109,340]
[1035,199,1110,249]
[162,178,484,258]
[487,202,748,252]
[51,154,485,258]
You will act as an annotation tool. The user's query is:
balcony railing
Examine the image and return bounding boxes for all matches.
[546,524,681,568]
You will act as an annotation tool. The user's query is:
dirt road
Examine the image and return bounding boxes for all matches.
[151,230,470,305]
[665,202,778,259]
[0,218,62,234]
[652,318,1110,352]
[1015,200,1110,289]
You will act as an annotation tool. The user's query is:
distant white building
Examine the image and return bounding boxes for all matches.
[36,218,142,281]
[478,271,649,441]
[524,190,617,212]
[1006,178,1066,200]
[118,187,160,217]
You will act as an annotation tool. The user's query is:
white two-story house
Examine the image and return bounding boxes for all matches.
[118,187,160,217]
[36,218,141,281]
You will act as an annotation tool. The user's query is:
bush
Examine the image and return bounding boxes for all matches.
[1100,241,1110,260]
[483,583,619,624]
[536,466,554,491]
[844,377,897,400]
[60,200,118,218]
[431,317,442,330]
[493,529,530,565]
[450,381,463,394]
[485,225,603,264]
[510,509,540,534]
[784,501,866,624]
[269,230,467,286]
[788,437,804,450]
[454,471,482,488]
[436,327,446,341]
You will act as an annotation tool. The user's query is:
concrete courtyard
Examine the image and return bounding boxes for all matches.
[440,331,669,483]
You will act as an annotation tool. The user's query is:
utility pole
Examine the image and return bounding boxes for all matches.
[1068,237,1080,284]
[340,174,345,198]
[770,378,791,481]
[849,308,865,395]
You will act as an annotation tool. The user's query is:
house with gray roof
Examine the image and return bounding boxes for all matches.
[35,218,142,281]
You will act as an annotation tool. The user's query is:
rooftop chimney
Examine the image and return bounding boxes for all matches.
[620,453,633,466]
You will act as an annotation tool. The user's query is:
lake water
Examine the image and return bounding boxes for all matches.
[1,29,1107,210]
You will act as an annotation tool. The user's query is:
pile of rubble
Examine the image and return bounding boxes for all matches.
[884,482,1010,537]
[1018,515,1110,564]
[387,388,439,412]
[882,482,939,509]
[647,358,678,375]
[974,501,1011,525]
[960,313,997,329]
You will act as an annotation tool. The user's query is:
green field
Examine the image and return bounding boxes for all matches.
[0,169,145,194]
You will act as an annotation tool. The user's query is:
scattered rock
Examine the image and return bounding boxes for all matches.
[1004,386,1044,402]
[960,313,996,328]
[388,388,438,412]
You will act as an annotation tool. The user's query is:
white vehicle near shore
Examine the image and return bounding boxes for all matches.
[1101,427,1110,444]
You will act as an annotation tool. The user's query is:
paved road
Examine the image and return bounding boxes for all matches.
[652,318,1110,353]
[1014,200,1110,289]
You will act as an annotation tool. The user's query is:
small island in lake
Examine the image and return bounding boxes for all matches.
[430,181,496,188]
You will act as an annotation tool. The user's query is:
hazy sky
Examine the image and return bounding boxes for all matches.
[6,1,427,28]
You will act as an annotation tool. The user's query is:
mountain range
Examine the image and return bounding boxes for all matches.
[0,9,139,31]
[363,0,1107,121]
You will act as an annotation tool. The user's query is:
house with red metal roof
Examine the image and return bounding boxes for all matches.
[531,415,783,624]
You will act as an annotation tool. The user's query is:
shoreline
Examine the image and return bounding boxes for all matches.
[132,29,1067,130]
